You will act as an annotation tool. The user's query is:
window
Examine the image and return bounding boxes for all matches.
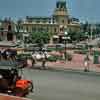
[26,26,28,32]
[43,20,47,23]
[60,28,63,32]
[62,19,64,23]
[54,28,57,33]
[32,27,36,32]
[49,20,51,23]
[19,26,23,30]
[53,19,56,23]
[36,20,40,23]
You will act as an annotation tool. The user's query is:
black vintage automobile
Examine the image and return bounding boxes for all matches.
[0,61,33,97]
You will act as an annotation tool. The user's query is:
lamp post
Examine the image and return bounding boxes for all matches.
[84,32,90,72]
[22,29,28,48]
[62,31,69,61]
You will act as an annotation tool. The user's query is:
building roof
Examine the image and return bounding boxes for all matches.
[26,16,51,20]
[57,0,66,3]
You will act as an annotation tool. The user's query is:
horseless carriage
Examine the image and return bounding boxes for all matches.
[0,64,34,97]
[0,42,34,97]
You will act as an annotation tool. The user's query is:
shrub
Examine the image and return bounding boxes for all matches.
[47,47,64,52]
[47,56,57,62]
[47,55,64,62]
[74,50,88,54]
[17,53,31,59]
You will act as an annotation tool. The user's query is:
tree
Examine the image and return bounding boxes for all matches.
[31,32,52,44]
[69,32,87,42]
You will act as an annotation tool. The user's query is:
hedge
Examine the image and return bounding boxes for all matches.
[47,53,72,62]
[74,50,88,54]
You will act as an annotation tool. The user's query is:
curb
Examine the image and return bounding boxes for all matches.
[29,63,100,76]
[47,66,100,77]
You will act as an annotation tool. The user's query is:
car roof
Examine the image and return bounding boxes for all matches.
[0,61,17,70]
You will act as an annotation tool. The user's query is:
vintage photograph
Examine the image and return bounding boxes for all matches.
[0,0,99,100]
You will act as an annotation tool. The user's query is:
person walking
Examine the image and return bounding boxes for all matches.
[42,50,47,69]
[32,52,36,68]
[27,57,33,68]
[84,54,90,72]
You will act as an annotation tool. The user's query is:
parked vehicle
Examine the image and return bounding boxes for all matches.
[0,64,34,97]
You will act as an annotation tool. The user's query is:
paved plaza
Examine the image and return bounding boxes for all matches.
[33,53,100,73]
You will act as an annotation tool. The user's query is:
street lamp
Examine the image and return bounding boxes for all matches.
[84,32,90,72]
[62,31,69,61]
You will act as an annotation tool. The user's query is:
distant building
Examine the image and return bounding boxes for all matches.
[0,18,16,41]
[18,0,80,43]
[0,0,80,43]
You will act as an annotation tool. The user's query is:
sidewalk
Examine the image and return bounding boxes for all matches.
[34,54,100,73]
[35,61,100,72]
[46,61,100,73]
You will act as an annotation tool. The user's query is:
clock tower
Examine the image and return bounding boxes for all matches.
[53,0,69,25]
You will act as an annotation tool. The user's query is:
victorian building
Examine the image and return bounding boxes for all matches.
[0,0,80,43]
[18,0,80,43]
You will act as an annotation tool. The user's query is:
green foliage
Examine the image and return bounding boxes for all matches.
[47,47,64,52]
[94,50,100,55]
[47,53,72,62]
[47,56,57,62]
[74,50,88,54]
[31,32,52,44]
[17,53,31,59]
[68,32,87,42]
[47,55,64,62]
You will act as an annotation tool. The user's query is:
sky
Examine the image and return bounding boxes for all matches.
[0,0,99,22]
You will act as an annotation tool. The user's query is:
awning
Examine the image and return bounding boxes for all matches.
[23,34,29,37]
[0,41,17,47]
[53,35,59,38]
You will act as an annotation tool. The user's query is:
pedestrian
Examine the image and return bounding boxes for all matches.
[27,57,33,68]
[42,52,47,69]
[84,54,90,72]
[32,52,36,67]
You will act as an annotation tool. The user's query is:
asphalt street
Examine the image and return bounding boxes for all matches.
[22,68,100,100]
